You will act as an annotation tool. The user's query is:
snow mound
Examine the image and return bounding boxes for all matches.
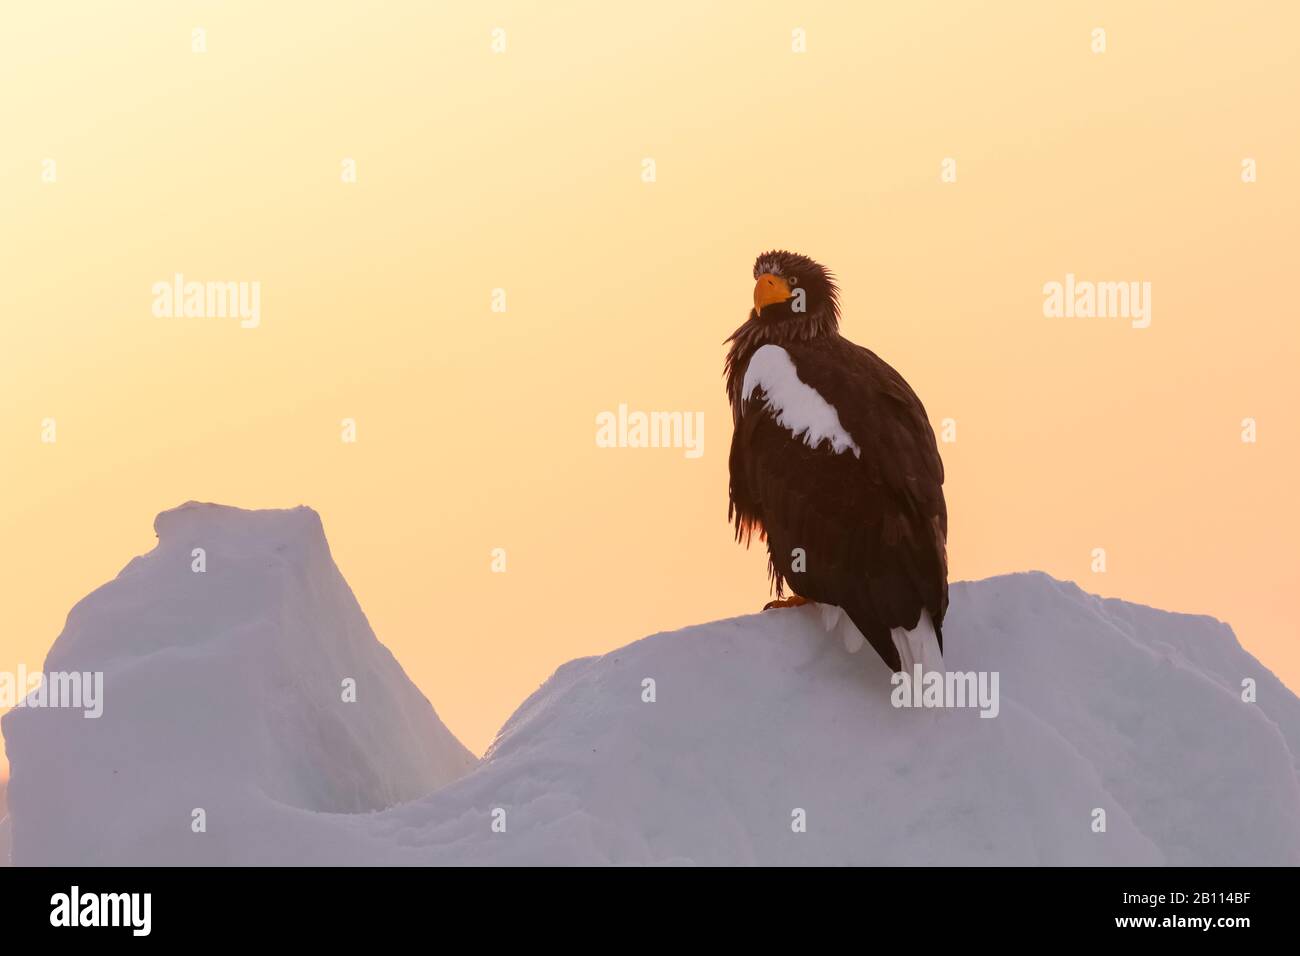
[0,781,8,866]
[1,502,476,865]
[4,504,1298,865]
[350,574,1298,866]
[0,816,8,868]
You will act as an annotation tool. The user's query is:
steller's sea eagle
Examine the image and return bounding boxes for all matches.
[725,250,948,673]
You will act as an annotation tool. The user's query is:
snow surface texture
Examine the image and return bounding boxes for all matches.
[0,781,8,867]
[5,503,1299,865]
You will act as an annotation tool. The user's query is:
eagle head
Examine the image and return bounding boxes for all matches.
[751,250,839,327]
[725,250,842,411]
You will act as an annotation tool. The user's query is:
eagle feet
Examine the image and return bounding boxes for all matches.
[763,595,811,611]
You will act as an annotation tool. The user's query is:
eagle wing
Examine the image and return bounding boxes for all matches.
[728,337,947,668]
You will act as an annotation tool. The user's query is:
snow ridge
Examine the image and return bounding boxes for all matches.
[4,507,1297,866]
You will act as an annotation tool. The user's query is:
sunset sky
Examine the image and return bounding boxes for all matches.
[2,1,1297,775]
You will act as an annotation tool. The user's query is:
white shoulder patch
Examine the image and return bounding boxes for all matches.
[741,344,861,457]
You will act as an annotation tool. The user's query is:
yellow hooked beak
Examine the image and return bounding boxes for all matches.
[753,272,792,314]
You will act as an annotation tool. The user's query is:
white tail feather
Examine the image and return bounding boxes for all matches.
[813,603,942,670]
[818,604,868,654]
[891,610,944,676]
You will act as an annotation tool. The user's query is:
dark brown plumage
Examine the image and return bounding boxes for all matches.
[725,251,948,671]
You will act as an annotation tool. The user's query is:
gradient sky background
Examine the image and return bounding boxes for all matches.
[2,1,1297,777]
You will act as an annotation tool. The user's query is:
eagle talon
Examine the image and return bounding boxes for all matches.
[763,595,811,611]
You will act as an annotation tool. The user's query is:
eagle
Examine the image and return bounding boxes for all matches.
[725,250,948,673]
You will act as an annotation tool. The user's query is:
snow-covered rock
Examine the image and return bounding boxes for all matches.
[4,503,1298,865]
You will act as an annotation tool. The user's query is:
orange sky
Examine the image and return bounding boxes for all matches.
[2,1,1297,775]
